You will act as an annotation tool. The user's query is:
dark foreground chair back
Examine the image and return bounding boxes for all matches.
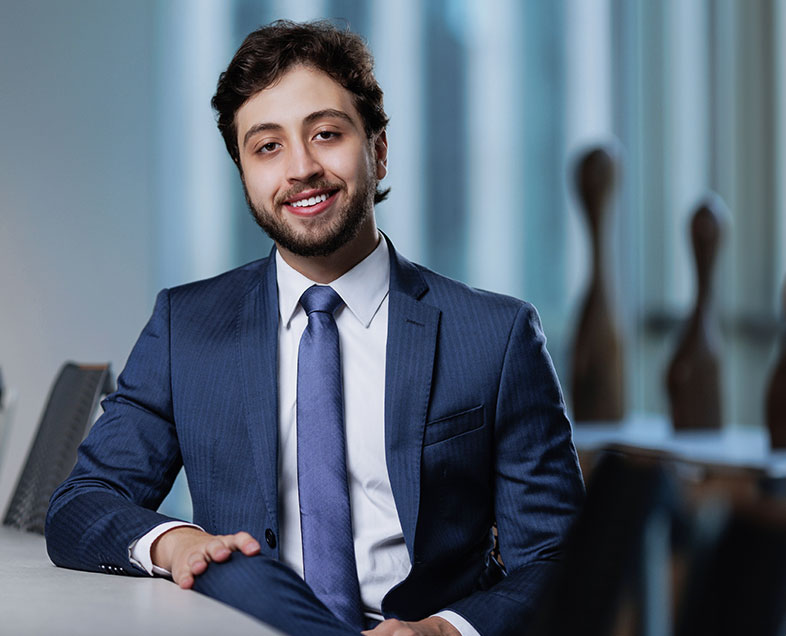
[531,449,679,636]
[3,362,114,533]
[675,499,786,636]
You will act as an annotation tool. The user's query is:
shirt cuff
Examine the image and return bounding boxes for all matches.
[128,521,203,576]
[433,610,481,636]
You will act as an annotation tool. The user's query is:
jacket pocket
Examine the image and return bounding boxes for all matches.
[423,404,484,446]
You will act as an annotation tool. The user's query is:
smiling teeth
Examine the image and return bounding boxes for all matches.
[290,193,329,208]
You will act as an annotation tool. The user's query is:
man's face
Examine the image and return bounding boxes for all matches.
[235,65,387,258]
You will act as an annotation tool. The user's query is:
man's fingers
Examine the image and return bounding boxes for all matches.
[178,572,194,589]
[173,560,198,589]
[364,617,458,636]
[178,555,205,585]
[363,619,448,636]
[205,538,232,562]
[190,557,209,575]
[240,538,261,555]
[227,531,261,555]
[205,533,258,560]
[363,619,410,635]
[187,549,208,568]
[168,530,261,589]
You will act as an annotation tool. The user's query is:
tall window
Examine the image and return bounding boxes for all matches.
[162,0,784,430]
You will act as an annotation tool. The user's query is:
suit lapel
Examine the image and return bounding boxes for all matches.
[238,254,280,526]
[384,243,440,558]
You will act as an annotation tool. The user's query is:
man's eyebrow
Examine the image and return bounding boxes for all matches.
[243,122,282,149]
[303,109,357,128]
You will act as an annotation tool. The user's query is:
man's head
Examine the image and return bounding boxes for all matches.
[212,21,389,262]
[212,20,389,204]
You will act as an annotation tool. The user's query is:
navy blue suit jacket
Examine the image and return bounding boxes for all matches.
[46,239,584,634]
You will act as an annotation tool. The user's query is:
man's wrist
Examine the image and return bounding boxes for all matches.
[151,525,207,571]
[129,521,203,575]
[432,610,480,636]
[430,617,461,636]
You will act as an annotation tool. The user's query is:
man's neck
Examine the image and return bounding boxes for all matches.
[276,220,381,284]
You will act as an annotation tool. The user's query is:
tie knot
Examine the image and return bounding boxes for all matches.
[300,285,343,316]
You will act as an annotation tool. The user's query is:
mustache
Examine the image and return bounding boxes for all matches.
[274,180,343,207]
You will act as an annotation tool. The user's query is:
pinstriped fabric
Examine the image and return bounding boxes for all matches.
[45,240,585,636]
[192,553,358,635]
[169,259,280,537]
[297,285,363,629]
[45,260,281,572]
[384,255,584,631]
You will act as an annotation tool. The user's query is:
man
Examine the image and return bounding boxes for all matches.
[46,20,584,636]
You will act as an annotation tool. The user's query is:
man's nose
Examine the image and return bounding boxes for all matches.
[286,142,323,183]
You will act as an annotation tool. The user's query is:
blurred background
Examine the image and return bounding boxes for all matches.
[0,0,784,515]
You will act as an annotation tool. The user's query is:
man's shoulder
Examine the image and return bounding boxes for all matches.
[166,255,273,306]
[408,259,534,320]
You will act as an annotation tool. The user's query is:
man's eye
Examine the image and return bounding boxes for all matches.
[315,131,339,141]
[258,142,280,154]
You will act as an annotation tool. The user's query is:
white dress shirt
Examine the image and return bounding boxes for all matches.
[131,237,478,635]
[275,237,407,617]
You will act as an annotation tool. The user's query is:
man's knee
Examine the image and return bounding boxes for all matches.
[192,552,305,612]
[192,553,358,635]
[193,552,282,594]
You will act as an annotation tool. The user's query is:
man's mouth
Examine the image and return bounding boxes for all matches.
[283,189,339,215]
[289,192,330,208]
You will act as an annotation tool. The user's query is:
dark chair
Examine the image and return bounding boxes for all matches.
[3,362,114,533]
[675,498,786,636]
[530,448,681,636]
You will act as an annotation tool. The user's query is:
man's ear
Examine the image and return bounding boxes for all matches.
[374,130,388,180]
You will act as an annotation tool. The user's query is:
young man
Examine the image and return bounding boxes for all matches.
[46,20,584,636]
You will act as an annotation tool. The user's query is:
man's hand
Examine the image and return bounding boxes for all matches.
[363,617,460,636]
[151,526,261,589]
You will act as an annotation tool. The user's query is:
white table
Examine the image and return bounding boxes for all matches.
[572,412,786,478]
[0,527,283,635]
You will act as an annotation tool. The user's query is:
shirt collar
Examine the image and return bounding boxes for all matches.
[276,236,390,328]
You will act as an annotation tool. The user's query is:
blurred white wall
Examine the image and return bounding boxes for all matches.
[0,0,783,516]
[0,1,158,512]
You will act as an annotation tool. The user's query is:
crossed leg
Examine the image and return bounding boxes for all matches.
[191,552,361,635]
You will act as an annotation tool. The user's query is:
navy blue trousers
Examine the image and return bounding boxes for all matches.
[192,552,367,635]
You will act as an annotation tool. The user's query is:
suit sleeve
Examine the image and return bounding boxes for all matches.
[46,289,185,575]
[445,303,585,634]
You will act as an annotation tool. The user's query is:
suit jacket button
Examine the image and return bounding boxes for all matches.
[265,528,276,549]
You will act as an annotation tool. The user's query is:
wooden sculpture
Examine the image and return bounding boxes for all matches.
[666,198,725,430]
[766,279,786,448]
[570,147,625,422]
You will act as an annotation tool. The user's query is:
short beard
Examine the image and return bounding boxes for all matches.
[243,173,376,258]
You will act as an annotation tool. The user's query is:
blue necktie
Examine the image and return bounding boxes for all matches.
[297,285,364,629]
